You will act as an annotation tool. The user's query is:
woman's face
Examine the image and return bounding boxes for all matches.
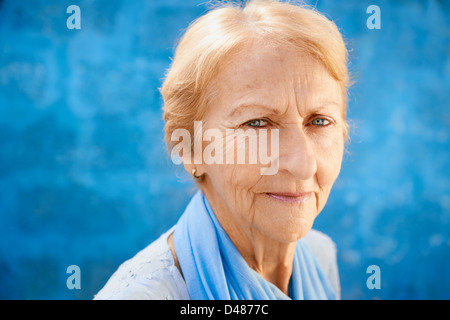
[196,42,345,244]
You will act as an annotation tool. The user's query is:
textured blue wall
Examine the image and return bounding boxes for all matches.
[0,0,449,300]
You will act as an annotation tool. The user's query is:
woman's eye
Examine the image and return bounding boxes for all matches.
[310,118,331,126]
[245,119,268,128]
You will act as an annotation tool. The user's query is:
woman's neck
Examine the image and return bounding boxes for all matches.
[229,223,297,295]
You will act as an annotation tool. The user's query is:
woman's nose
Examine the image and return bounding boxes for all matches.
[278,125,317,180]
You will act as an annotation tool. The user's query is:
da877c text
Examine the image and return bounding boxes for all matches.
[223,304,269,315]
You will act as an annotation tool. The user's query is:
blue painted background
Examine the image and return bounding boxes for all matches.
[0,0,449,300]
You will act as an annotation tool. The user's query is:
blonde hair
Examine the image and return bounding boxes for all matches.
[161,0,350,153]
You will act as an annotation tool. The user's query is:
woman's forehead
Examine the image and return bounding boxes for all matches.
[208,45,343,117]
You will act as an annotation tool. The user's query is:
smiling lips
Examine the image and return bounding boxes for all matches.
[265,192,313,204]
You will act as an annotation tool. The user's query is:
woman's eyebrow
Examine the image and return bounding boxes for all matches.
[306,101,342,114]
[228,101,342,118]
[227,103,283,118]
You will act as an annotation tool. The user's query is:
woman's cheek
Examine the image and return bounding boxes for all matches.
[226,164,262,203]
[314,134,344,210]
[207,163,259,208]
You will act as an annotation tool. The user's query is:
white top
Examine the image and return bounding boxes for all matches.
[94,227,341,300]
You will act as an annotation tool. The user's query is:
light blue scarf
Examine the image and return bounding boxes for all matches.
[173,190,337,300]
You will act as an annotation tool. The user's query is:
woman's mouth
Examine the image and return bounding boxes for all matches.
[265,192,313,204]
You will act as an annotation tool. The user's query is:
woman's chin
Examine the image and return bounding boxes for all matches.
[252,195,317,243]
[255,216,315,243]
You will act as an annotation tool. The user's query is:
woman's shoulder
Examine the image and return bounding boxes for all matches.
[303,229,341,299]
[94,227,190,300]
[303,229,337,263]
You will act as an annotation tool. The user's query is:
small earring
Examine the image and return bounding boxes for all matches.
[192,168,201,179]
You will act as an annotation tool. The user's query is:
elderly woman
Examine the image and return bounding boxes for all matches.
[95,0,349,300]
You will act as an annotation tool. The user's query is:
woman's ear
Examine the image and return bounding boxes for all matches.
[183,162,205,180]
